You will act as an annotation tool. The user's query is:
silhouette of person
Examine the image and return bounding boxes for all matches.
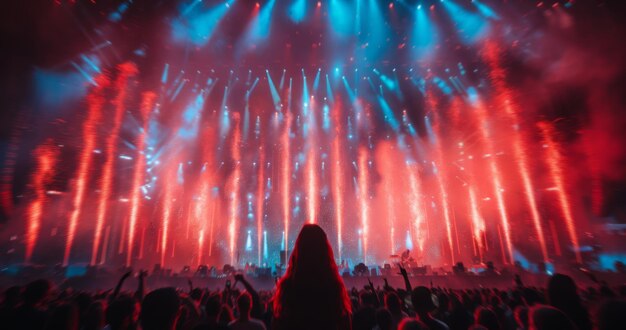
[272,224,352,329]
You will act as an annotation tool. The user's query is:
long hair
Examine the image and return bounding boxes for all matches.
[273,224,351,329]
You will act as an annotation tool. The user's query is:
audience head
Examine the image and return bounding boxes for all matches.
[529,305,577,330]
[236,291,252,318]
[547,274,580,308]
[44,303,79,330]
[398,318,430,330]
[140,288,181,330]
[375,308,394,330]
[24,279,52,307]
[385,291,403,313]
[596,299,626,330]
[106,295,139,330]
[474,306,501,330]
[514,305,529,330]
[411,286,436,313]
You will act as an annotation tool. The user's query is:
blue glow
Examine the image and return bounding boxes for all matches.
[266,70,281,110]
[177,163,184,184]
[263,231,268,260]
[376,95,400,131]
[244,0,277,43]
[329,0,354,37]
[598,253,626,271]
[34,68,90,108]
[171,0,234,46]
[473,0,500,20]
[220,86,230,138]
[323,104,331,131]
[246,230,253,251]
[170,79,187,102]
[441,0,490,45]
[109,0,131,22]
[364,0,388,59]
[65,264,87,278]
[178,92,206,139]
[405,230,413,250]
[412,5,438,59]
[433,76,453,95]
[161,64,169,84]
[313,68,321,92]
[281,231,285,251]
[341,76,357,102]
[373,69,396,90]
[287,0,306,23]
[325,74,334,103]
[80,55,101,74]
[466,86,479,105]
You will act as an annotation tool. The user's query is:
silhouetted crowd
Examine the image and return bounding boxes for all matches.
[1,225,625,330]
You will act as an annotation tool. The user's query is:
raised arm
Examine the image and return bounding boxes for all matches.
[398,264,412,292]
[234,273,263,318]
[111,271,132,300]
[134,270,148,301]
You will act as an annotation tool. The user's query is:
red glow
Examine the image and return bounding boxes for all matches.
[125,92,156,267]
[92,62,137,266]
[256,145,265,264]
[357,147,370,263]
[538,122,582,263]
[227,114,242,266]
[64,75,109,266]
[25,142,57,263]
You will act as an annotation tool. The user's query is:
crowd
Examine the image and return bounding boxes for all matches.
[1,224,625,330]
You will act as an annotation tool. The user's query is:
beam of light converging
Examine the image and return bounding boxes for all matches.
[91,63,137,266]
[305,94,318,224]
[64,75,109,266]
[160,169,174,267]
[256,144,265,265]
[425,90,457,262]
[25,141,57,263]
[440,0,490,45]
[126,92,156,267]
[468,185,486,262]
[171,0,235,46]
[538,122,582,264]
[196,123,216,266]
[406,161,426,255]
[412,4,438,60]
[482,41,549,264]
[357,147,370,263]
[281,110,292,262]
[305,145,318,224]
[331,102,346,262]
[228,114,242,266]
[468,90,514,264]
[377,142,397,256]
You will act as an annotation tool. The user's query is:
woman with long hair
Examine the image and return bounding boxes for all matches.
[272,224,352,329]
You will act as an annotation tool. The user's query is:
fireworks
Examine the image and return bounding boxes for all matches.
[9,0,616,270]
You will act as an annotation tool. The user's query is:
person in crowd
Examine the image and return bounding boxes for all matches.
[272,224,352,329]
[411,286,449,330]
[12,279,52,330]
[528,305,577,330]
[140,288,181,330]
[105,295,139,330]
[385,291,408,328]
[398,318,430,330]
[547,273,592,330]
[472,306,501,330]
[595,299,626,330]
[228,292,266,330]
